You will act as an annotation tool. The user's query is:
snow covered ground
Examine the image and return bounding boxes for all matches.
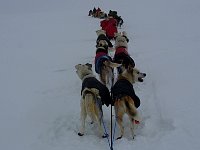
[1,0,200,150]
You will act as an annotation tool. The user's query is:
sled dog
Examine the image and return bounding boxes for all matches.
[95,40,121,88]
[114,32,135,74]
[111,66,146,139]
[75,63,111,138]
[96,29,113,48]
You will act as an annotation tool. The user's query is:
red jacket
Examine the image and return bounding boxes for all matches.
[105,18,118,39]
[100,19,109,31]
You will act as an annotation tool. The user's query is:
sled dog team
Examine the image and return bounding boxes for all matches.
[75,10,146,139]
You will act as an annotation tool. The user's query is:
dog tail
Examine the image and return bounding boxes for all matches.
[103,60,121,68]
[124,97,141,123]
[82,88,102,121]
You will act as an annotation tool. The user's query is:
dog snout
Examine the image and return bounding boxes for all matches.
[143,73,146,77]
[75,64,81,69]
[138,78,144,82]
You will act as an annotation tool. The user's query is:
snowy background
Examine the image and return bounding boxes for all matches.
[1,0,200,150]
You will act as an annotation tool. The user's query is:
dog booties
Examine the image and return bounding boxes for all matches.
[111,79,140,108]
[81,77,112,107]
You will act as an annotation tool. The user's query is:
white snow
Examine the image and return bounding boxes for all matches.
[1,0,200,150]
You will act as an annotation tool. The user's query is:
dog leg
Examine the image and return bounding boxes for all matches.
[114,101,125,139]
[100,68,107,85]
[85,94,97,127]
[128,116,136,139]
[107,67,114,89]
[94,115,107,138]
[125,99,141,139]
[78,100,86,136]
[116,116,124,139]
[94,105,108,138]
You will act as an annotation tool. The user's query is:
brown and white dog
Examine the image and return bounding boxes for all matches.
[114,32,135,74]
[75,63,111,138]
[95,40,121,89]
[111,66,146,139]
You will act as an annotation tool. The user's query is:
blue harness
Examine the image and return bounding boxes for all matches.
[95,55,112,74]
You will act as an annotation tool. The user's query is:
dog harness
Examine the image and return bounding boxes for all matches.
[113,47,135,69]
[111,79,140,108]
[81,77,112,107]
[115,46,128,55]
[95,48,112,74]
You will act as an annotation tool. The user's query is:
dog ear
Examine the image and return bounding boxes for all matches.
[96,29,106,36]
[122,31,129,43]
[114,32,121,38]
[127,65,133,73]
[122,31,127,37]
[85,63,92,70]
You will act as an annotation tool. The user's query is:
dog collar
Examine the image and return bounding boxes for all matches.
[82,74,96,81]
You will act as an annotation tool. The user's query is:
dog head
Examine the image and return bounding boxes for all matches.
[96,39,109,50]
[75,63,93,80]
[121,66,146,84]
[114,32,129,48]
[132,67,146,82]
[96,29,106,36]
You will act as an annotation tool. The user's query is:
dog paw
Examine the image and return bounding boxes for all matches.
[78,132,84,136]
[134,120,140,124]
[116,136,122,140]
[102,133,109,138]
[132,118,140,124]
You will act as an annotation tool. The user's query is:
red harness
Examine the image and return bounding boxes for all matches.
[95,52,107,62]
[115,47,128,55]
